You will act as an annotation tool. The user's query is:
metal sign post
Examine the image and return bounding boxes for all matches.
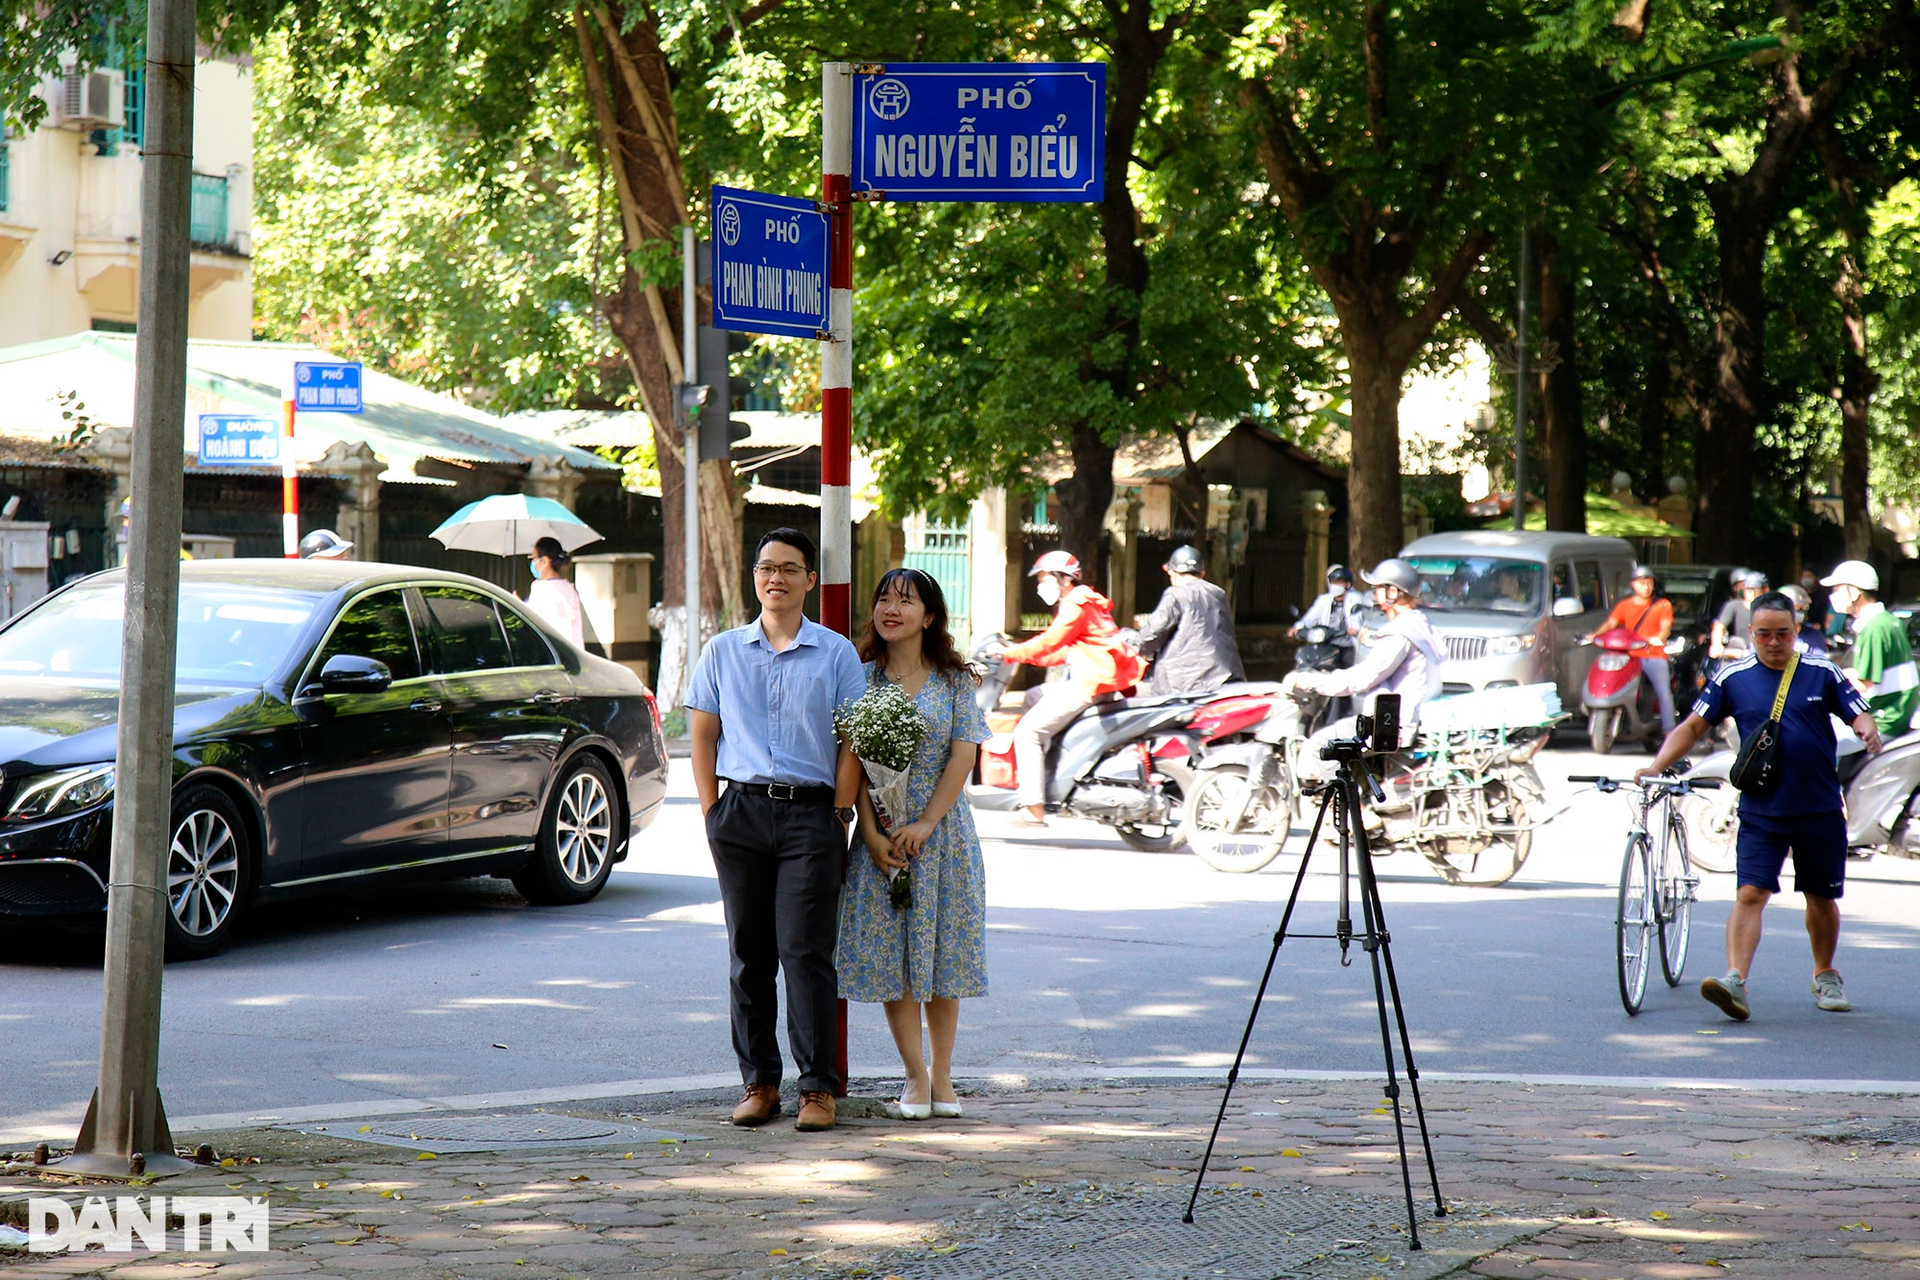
[286,361,364,556]
[682,224,701,696]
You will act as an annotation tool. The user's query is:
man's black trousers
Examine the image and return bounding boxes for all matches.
[704,787,844,1093]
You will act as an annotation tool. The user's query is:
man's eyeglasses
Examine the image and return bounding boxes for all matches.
[753,562,810,580]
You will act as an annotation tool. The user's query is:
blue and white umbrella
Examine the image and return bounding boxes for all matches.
[428,493,603,557]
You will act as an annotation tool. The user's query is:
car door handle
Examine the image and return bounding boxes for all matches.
[532,690,577,705]
[410,698,443,714]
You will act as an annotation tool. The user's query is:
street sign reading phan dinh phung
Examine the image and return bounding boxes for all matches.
[854,63,1106,203]
[710,185,831,339]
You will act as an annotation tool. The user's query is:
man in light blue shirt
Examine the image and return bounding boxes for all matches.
[688,527,864,1132]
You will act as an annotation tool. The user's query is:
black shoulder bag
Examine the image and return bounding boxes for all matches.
[1728,652,1799,796]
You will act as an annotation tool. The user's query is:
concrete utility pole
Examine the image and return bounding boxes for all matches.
[682,224,701,691]
[65,0,197,1176]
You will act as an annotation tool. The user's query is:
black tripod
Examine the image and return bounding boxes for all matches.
[1184,729,1446,1246]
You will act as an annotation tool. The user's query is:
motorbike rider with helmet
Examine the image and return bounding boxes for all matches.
[989,551,1145,827]
[299,529,354,560]
[1271,558,1445,781]
[1134,544,1244,696]
[1581,564,1677,734]
[1291,564,1366,657]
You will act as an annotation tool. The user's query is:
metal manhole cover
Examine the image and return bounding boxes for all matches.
[369,1115,619,1143]
[858,1184,1545,1280]
[277,1112,690,1153]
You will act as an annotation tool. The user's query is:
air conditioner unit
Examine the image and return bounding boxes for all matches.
[53,68,125,130]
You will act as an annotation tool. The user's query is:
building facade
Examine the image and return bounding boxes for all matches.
[0,51,254,347]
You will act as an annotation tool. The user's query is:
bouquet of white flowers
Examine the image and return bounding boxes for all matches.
[835,680,930,832]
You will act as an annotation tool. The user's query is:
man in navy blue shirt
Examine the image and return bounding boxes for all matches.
[689,528,866,1132]
[1639,592,1879,1020]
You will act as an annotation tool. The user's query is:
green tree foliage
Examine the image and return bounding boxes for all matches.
[251,34,626,412]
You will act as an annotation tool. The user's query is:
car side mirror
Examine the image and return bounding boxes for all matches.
[317,654,392,695]
[1552,597,1584,618]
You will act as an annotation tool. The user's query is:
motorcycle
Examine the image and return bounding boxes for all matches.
[1291,623,1349,734]
[1580,627,1667,755]
[1183,685,1557,885]
[1682,723,1920,872]
[967,634,1281,851]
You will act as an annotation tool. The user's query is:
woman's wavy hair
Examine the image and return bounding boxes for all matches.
[859,567,974,681]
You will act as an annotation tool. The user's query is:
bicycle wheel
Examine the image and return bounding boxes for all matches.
[1185,766,1291,873]
[1658,807,1694,987]
[1616,834,1653,1015]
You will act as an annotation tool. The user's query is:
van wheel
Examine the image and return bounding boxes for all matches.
[164,785,251,961]
[514,756,619,905]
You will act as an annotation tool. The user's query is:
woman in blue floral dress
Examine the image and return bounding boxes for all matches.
[839,568,990,1120]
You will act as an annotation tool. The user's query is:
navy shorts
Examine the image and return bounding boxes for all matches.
[1735,810,1847,899]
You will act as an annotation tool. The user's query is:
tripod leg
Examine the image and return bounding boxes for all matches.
[1359,846,1448,1218]
[1347,773,1424,1251]
[1184,785,1335,1225]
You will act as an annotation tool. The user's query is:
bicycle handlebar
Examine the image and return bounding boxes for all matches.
[1567,773,1723,793]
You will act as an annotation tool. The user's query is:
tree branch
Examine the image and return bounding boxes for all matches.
[1363,0,1391,152]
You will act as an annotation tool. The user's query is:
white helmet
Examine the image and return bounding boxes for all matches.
[1361,558,1423,597]
[1819,560,1879,593]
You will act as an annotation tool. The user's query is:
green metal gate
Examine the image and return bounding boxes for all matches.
[904,516,972,644]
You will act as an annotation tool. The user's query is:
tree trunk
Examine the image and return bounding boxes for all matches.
[1695,214,1767,563]
[1055,423,1117,588]
[1537,234,1586,531]
[577,2,743,703]
[1048,0,1160,601]
[1344,337,1405,570]
[1835,245,1876,561]
[1635,356,1672,503]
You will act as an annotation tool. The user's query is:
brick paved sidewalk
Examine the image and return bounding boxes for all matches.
[5,1077,1919,1278]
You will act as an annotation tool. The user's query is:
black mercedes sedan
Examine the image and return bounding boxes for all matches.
[0,560,669,958]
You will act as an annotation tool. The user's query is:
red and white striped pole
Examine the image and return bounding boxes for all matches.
[280,382,298,557]
[820,62,854,636]
[822,60,854,1096]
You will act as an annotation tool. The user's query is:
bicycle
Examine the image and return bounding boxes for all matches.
[1569,773,1723,1015]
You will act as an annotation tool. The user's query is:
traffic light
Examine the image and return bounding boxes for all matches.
[696,323,753,460]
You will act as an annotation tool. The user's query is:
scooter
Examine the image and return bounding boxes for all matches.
[1682,724,1920,872]
[968,634,1280,851]
[1580,627,1666,755]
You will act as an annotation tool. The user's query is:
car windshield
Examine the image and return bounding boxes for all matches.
[0,579,322,684]
[1662,576,1717,627]
[1403,556,1545,615]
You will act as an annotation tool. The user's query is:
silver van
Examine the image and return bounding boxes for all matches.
[1395,529,1639,707]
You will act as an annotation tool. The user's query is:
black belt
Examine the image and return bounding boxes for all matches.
[723,779,836,804]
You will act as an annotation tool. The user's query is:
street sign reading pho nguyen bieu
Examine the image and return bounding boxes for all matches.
[710,186,830,339]
[854,63,1105,202]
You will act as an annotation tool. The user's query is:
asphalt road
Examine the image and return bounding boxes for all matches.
[8,746,1920,1143]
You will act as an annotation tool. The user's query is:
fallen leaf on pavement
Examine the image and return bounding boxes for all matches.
[1281,1149,1302,1158]
[1650,1210,1670,1220]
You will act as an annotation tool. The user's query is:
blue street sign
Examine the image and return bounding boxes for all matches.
[854,63,1105,203]
[293,361,364,412]
[710,186,831,339]
[196,414,281,467]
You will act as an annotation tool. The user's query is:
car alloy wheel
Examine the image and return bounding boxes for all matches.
[555,768,613,886]
[169,805,241,937]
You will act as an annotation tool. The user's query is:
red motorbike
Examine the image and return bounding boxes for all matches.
[1581,626,1665,755]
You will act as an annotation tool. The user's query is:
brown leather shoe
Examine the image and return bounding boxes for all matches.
[795,1090,836,1131]
[731,1084,781,1127]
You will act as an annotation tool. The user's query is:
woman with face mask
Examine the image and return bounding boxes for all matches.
[523,536,585,648]
[989,551,1144,827]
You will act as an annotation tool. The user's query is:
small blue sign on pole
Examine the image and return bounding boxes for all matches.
[197,415,281,467]
[293,361,364,412]
[854,63,1105,203]
[710,186,831,339]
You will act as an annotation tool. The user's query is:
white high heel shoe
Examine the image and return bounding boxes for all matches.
[931,1099,963,1119]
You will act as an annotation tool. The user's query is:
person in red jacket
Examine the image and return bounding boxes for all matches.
[990,551,1144,827]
